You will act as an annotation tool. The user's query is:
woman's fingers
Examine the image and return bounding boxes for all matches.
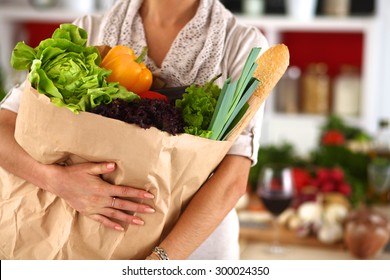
[109,184,155,200]
[86,162,117,175]
[108,196,155,213]
[83,162,155,201]
[54,161,156,230]
[89,209,148,232]
[89,214,125,231]
[101,207,146,226]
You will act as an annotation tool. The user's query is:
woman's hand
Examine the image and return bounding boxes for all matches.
[43,162,155,231]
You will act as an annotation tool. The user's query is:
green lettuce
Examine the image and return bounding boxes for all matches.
[11,23,139,113]
[175,75,221,138]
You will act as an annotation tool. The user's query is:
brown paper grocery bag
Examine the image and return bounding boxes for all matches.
[0,82,232,259]
[0,44,289,260]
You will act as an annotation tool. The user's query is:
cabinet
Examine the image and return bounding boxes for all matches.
[0,0,387,156]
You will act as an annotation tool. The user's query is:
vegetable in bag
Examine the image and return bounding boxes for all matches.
[11,24,139,113]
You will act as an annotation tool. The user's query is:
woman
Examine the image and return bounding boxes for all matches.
[0,0,268,259]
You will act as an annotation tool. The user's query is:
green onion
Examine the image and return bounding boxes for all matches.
[208,47,261,140]
[208,79,237,140]
[219,78,259,140]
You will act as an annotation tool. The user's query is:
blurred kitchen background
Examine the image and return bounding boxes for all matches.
[0,0,389,260]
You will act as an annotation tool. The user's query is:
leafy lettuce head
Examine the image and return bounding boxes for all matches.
[11,24,138,113]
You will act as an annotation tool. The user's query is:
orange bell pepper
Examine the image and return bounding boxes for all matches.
[100,45,153,94]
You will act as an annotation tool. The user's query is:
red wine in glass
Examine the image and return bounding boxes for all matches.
[259,191,293,216]
[256,165,294,254]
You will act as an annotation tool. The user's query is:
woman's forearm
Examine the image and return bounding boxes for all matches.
[157,155,251,260]
[0,109,51,189]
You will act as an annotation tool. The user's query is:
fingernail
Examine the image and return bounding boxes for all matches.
[115,226,124,231]
[144,207,155,213]
[133,219,144,225]
[144,193,154,199]
[107,163,115,170]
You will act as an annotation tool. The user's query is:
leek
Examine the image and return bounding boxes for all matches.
[208,47,261,140]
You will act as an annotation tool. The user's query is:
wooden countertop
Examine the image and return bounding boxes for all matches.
[239,239,390,260]
[239,223,345,250]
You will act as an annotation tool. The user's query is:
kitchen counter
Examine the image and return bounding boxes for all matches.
[239,239,390,260]
[237,193,390,260]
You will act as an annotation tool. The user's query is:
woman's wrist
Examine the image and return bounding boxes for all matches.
[145,253,159,260]
[146,246,170,260]
[34,163,60,194]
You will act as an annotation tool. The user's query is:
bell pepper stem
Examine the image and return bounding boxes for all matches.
[209,73,222,84]
[204,73,222,92]
[135,47,148,64]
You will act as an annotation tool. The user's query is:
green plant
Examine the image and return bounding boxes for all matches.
[310,145,370,207]
[320,114,371,142]
[248,142,306,191]
[248,116,372,207]
[0,67,6,102]
[315,115,371,206]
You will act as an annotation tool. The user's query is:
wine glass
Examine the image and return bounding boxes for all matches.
[256,164,294,254]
